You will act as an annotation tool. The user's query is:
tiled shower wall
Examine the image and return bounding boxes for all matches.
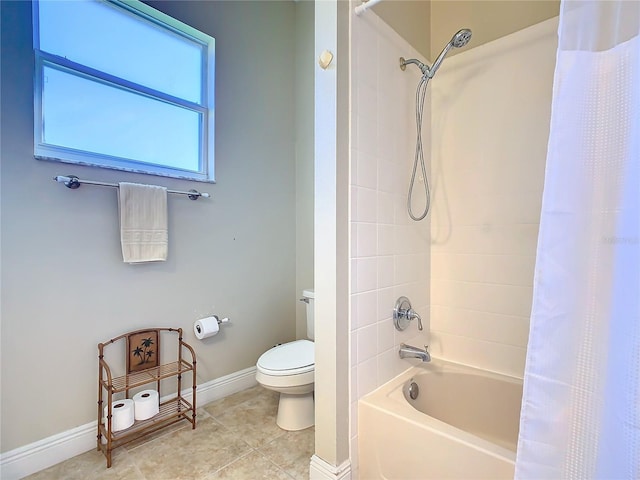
[429,18,558,378]
[349,10,431,472]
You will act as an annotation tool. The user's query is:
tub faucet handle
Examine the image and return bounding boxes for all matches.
[393,296,424,331]
[408,309,423,331]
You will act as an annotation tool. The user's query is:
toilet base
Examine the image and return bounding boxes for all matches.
[276,392,314,431]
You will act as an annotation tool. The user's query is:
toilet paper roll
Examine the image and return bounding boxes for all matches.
[194,316,219,340]
[133,389,160,420]
[104,399,135,432]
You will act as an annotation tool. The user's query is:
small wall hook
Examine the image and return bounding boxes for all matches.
[318,50,334,70]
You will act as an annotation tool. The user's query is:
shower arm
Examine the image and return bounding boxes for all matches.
[399,57,429,76]
[400,44,454,80]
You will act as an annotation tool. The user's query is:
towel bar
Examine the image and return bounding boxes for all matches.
[53,175,210,200]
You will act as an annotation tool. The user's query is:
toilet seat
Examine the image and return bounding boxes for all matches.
[257,339,314,376]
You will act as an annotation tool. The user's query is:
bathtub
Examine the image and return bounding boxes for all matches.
[358,358,523,479]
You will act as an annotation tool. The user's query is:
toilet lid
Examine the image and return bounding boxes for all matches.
[257,339,314,376]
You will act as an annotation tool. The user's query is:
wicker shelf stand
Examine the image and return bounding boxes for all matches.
[97,328,196,467]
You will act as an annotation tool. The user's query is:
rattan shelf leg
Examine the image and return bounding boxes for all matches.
[192,383,197,429]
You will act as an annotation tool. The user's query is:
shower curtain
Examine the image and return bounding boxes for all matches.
[515,1,640,478]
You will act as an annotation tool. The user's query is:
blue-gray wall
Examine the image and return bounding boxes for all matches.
[0,0,308,452]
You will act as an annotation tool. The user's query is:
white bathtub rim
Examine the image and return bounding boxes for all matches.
[417,356,523,382]
[363,356,522,401]
[359,357,519,463]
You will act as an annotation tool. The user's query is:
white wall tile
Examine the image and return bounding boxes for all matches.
[355,14,379,90]
[357,83,379,157]
[432,224,541,256]
[357,357,378,398]
[350,12,435,468]
[356,324,378,363]
[431,252,536,287]
[353,290,377,330]
[377,190,396,225]
[351,259,357,293]
[376,286,396,321]
[430,304,530,347]
[395,254,420,284]
[350,223,357,260]
[350,146,359,182]
[377,255,394,289]
[377,318,395,353]
[354,187,378,223]
[377,158,402,194]
[430,18,557,377]
[354,257,377,293]
[417,253,430,283]
[432,279,533,318]
[351,366,358,403]
[350,400,358,441]
[351,326,358,366]
[355,222,377,258]
[377,224,396,256]
[350,432,360,473]
[350,185,358,221]
[355,149,378,190]
[429,330,527,378]
[377,347,398,387]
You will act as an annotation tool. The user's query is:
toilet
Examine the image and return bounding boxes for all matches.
[256,289,315,431]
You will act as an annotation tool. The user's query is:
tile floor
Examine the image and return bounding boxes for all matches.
[25,386,314,480]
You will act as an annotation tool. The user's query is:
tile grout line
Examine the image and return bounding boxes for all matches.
[252,448,298,480]
[206,447,259,479]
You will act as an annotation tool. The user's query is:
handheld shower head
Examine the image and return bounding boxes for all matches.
[399,28,472,78]
[400,27,472,222]
[428,28,472,78]
[452,29,472,48]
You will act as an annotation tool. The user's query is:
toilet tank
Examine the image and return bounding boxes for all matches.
[302,289,314,340]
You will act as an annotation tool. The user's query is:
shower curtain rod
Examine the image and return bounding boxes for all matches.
[53,175,211,200]
[355,0,385,16]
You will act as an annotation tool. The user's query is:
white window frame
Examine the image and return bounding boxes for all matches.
[32,0,216,182]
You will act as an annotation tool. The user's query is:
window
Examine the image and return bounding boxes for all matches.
[33,0,215,182]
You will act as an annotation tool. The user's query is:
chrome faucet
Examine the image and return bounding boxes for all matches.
[399,343,431,362]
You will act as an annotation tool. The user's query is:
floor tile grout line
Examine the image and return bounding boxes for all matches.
[125,406,213,454]
[256,428,316,479]
[131,457,148,480]
[251,448,299,480]
[208,447,260,477]
[124,422,191,453]
[202,385,270,417]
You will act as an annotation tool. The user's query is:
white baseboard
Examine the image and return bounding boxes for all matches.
[0,423,97,480]
[191,366,257,406]
[310,455,352,480]
[0,367,257,480]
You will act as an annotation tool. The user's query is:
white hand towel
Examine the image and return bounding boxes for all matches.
[118,182,168,263]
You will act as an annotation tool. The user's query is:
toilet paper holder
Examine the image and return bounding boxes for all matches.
[194,315,229,336]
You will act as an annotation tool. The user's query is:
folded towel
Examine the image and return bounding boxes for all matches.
[118,182,168,263]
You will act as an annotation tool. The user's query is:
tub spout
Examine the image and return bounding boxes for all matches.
[399,343,431,362]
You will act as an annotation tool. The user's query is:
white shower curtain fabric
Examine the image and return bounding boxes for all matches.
[516,1,640,479]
